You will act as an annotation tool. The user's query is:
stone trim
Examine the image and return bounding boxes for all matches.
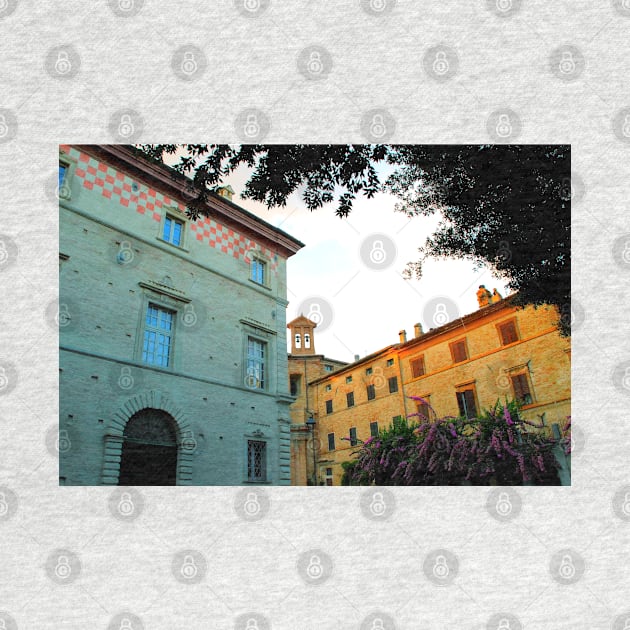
[101,390,194,486]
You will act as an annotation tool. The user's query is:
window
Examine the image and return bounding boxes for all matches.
[370,421,379,437]
[250,258,266,285]
[498,320,519,345]
[304,333,311,348]
[59,163,67,189]
[366,384,376,400]
[247,440,267,482]
[290,374,301,396]
[410,356,425,378]
[162,216,183,247]
[142,304,174,367]
[450,340,468,363]
[58,155,73,200]
[346,375,353,384]
[246,337,265,389]
[325,384,332,392]
[456,388,477,419]
[388,376,398,393]
[417,398,431,420]
[295,333,301,349]
[325,399,333,414]
[327,433,335,451]
[511,373,533,405]
[386,358,394,367]
[324,365,333,372]
[325,467,333,486]
[349,427,357,446]
[365,367,373,376]
[346,392,355,408]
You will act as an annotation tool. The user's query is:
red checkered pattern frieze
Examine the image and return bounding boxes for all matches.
[62,146,279,272]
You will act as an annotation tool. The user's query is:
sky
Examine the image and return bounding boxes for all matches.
[219,161,509,364]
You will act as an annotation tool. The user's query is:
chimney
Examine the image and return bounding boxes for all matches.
[354,354,360,362]
[216,185,235,201]
[399,329,407,344]
[414,323,423,338]
[476,284,492,308]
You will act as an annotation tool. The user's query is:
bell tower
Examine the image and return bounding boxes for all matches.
[287,315,317,355]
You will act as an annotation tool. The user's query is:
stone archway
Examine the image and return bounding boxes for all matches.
[119,409,178,485]
[101,390,194,485]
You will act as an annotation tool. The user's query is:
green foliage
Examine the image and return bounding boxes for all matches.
[386,145,570,335]
[135,144,570,334]
[344,398,567,486]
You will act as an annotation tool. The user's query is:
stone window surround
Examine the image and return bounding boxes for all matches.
[248,248,272,290]
[158,207,190,252]
[134,282,191,373]
[241,319,276,393]
[243,429,271,484]
[505,361,536,406]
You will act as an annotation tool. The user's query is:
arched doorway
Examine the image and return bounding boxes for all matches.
[118,409,178,485]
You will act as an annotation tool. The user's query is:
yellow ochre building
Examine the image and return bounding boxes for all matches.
[288,288,571,486]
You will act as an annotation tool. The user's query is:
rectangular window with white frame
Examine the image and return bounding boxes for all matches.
[246,337,266,390]
[162,215,184,247]
[142,303,174,367]
[250,258,266,285]
[247,439,267,482]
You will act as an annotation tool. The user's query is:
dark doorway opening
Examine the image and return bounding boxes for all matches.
[118,409,178,486]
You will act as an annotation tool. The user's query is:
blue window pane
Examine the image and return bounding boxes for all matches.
[251,260,265,284]
[163,217,172,242]
[58,165,67,189]
[172,221,182,246]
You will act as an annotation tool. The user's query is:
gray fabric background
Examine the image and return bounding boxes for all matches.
[0,1,628,628]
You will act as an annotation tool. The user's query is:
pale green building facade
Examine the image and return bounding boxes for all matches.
[59,144,303,485]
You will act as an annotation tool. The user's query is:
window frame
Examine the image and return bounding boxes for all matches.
[58,152,76,201]
[246,438,268,483]
[366,384,376,400]
[289,374,301,396]
[346,391,355,408]
[450,339,468,364]
[325,383,332,392]
[345,375,353,384]
[386,358,394,367]
[497,318,520,346]
[410,355,426,378]
[327,432,335,451]
[388,376,399,393]
[245,336,267,391]
[248,250,272,289]
[365,367,373,376]
[455,384,478,419]
[136,299,178,370]
[510,371,534,406]
[325,399,333,415]
[159,209,188,250]
[416,395,432,421]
